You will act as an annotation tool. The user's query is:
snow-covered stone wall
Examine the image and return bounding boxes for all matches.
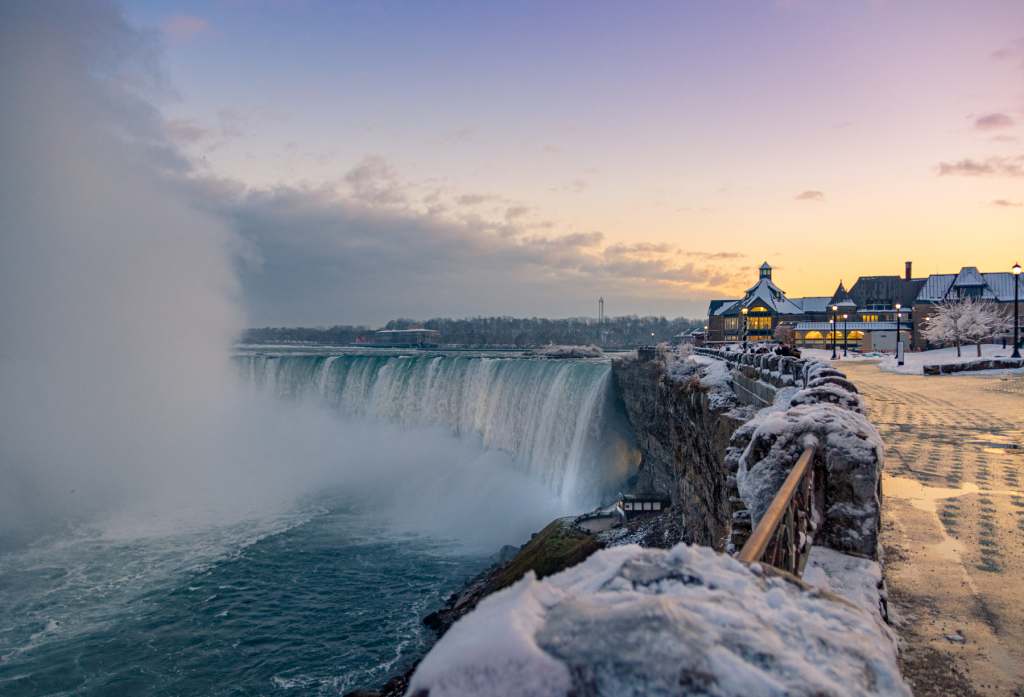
[407,544,909,697]
[696,348,884,559]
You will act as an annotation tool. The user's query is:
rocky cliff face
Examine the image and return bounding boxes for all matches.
[611,356,752,549]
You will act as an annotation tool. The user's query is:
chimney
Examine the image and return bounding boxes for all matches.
[905,261,912,281]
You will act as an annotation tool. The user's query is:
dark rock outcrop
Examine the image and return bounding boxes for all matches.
[611,356,752,550]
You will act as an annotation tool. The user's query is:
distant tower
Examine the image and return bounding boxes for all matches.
[598,297,605,324]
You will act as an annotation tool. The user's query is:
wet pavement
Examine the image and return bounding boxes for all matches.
[843,364,1024,696]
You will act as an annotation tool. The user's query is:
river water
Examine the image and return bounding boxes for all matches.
[0,349,638,695]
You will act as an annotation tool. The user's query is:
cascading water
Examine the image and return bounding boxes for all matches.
[237,351,639,508]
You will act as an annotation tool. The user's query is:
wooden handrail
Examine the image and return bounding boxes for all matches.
[737,445,816,565]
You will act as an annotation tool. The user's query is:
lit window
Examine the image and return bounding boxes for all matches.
[652,502,661,510]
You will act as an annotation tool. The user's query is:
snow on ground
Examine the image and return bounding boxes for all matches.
[800,348,882,364]
[408,543,909,697]
[803,344,1024,376]
[877,344,1023,375]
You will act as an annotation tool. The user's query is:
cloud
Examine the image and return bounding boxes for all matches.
[794,190,824,201]
[343,156,408,207]
[455,193,497,206]
[991,199,1022,207]
[551,178,588,194]
[504,205,530,220]
[161,14,208,42]
[973,113,1015,130]
[181,171,746,325]
[683,251,745,260]
[937,156,1024,177]
[992,38,1024,67]
[165,117,211,144]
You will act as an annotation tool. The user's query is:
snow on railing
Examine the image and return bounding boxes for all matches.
[736,445,819,576]
[692,345,883,576]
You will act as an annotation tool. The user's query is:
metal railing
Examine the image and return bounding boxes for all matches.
[737,445,819,576]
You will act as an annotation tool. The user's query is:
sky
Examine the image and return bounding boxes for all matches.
[87,1,1024,323]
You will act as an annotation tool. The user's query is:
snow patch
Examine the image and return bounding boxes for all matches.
[409,544,910,697]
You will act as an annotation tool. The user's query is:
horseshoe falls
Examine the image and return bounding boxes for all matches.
[238,352,640,509]
[1,350,639,697]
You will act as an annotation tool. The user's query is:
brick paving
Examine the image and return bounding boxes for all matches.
[843,363,1024,696]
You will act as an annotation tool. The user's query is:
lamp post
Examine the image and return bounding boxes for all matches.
[843,313,849,357]
[741,307,749,351]
[897,300,905,366]
[1013,262,1021,359]
[830,304,838,360]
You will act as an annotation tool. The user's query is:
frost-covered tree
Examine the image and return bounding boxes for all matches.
[922,299,966,356]
[923,297,1006,357]
[959,299,1005,357]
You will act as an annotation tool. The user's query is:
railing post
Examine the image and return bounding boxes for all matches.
[737,445,817,574]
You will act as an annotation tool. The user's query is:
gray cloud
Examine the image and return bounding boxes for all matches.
[992,38,1024,67]
[455,193,497,206]
[992,198,1022,207]
[795,190,824,201]
[938,156,1024,177]
[343,155,408,206]
[165,117,211,144]
[183,173,742,325]
[974,112,1015,130]
[505,205,531,220]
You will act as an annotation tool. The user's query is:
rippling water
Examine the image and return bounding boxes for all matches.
[0,496,488,696]
[1,350,636,694]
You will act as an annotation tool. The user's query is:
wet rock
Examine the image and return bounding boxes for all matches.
[611,356,749,549]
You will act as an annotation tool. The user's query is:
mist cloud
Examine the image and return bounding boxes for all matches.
[0,0,742,548]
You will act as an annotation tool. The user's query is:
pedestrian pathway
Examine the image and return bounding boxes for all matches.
[843,363,1024,696]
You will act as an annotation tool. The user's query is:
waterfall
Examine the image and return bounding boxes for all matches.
[236,352,639,508]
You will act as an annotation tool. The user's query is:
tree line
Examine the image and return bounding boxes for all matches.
[242,315,704,349]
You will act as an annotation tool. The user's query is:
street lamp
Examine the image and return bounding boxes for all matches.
[831,304,838,359]
[843,313,849,357]
[741,307,749,351]
[1013,262,1021,359]
[895,303,903,366]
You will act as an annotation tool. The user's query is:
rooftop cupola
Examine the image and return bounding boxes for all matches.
[759,261,772,280]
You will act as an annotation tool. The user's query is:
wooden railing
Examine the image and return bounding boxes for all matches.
[737,445,819,576]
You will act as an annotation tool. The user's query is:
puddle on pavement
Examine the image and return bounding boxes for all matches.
[885,475,981,513]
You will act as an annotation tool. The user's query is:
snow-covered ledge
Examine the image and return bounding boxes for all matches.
[406,544,909,697]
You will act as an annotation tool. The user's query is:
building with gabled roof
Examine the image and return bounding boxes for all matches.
[706,262,831,343]
[911,266,1021,348]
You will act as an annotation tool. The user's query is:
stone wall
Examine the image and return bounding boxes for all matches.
[616,347,884,560]
[611,355,751,549]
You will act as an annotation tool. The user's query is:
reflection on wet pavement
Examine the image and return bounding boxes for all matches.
[843,363,1024,696]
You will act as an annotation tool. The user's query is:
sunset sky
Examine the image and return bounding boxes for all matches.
[123,0,1023,324]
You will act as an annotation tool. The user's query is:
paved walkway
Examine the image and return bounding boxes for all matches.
[843,364,1024,696]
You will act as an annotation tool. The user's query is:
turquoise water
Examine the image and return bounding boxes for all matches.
[0,497,488,696]
[0,351,636,695]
